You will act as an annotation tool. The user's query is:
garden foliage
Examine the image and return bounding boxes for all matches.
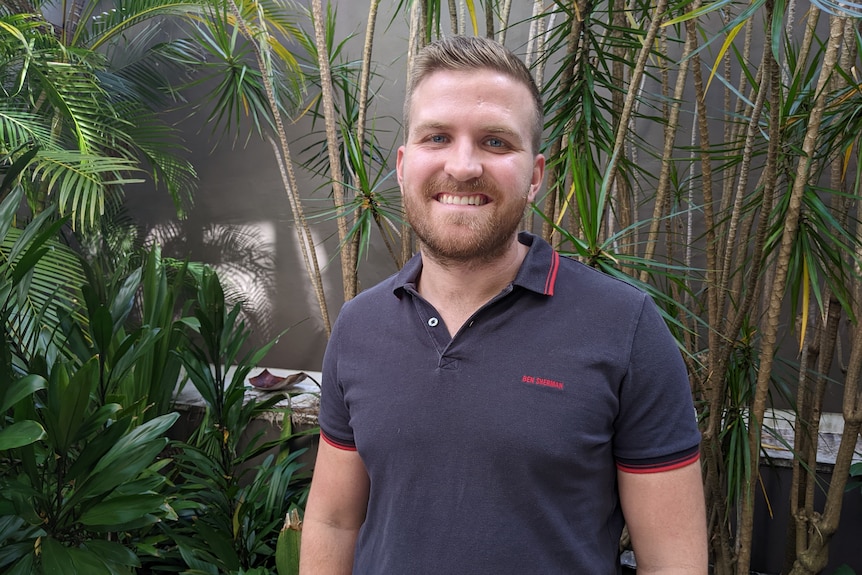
[0,181,311,574]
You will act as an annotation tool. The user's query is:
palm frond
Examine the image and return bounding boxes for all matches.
[80,0,209,50]
[0,108,53,151]
[28,151,144,229]
[0,187,87,369]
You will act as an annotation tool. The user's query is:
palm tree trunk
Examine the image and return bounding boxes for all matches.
[637,10,695,282]
[542,3,583,244]
[484,0,494,38]
[496,0,512,44]
[347,0,383,283]
[606,0,669,270]
[788,317,862,573]
[223,0,331,336]
[311,0,356,302]
[447,0,458,34]
[737,11,844,574]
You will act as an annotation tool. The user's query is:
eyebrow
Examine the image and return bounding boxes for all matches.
[411,121,449,135]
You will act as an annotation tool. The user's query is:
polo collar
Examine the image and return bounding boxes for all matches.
[512,232,560,296]
[393,232,560,297]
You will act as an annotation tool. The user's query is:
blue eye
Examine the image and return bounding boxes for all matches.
[430,134,447,143]
[486,138,505,148]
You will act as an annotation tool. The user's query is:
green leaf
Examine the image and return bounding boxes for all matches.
[79,494,167,526]
[0,421,46,450]
[68,440,166,507]
[60,415,176,519]
[0,541,35,572]
[0,375,46,412]
[108,267,142,332]
[276,510,301,575]
[40,536,75,575]
[68,546,112,575]
[89,305,114,356]
[92,412,179,474]
[66,412,178,508]
[64,412,129,483]
[7,211,67,275]
[75,403,123,443]
[0,186,27,242]
[4,552,35,575]
[85,513,163,533]
[195,520,241,569]
[49,358,98,454]
[81,540,140,568]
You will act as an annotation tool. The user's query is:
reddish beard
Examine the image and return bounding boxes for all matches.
[404,177,530,265]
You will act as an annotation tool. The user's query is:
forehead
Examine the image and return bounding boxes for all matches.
[409,69,534,120]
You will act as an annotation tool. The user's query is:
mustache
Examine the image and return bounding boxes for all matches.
[424,177,493,195]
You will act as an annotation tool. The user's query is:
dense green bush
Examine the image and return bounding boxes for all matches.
[0,183,312,574]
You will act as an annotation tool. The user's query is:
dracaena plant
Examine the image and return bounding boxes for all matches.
[0,186,181,574]
[139,267,314,573]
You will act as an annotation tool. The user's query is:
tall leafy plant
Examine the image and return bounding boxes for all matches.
[0,372,178,574]
[0,182,53,455]
[178,0,333,334]
[0,186,181,574]
[293,1,403,272]
[148,268,312,573]
[59,247,193,422]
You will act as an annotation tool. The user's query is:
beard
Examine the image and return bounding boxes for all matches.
[404,176,530,266]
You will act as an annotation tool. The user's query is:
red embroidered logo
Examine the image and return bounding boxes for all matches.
[521,374,564,390]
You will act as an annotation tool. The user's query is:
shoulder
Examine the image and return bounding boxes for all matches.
[329,271,409,340]
[554,256,650,313]
[344,273,401,308]
[560,256,644,295]
[517,232,647,308]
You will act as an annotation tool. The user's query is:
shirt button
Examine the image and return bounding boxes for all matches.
[428,317,439,327]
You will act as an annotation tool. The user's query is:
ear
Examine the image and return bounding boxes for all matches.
[527,153,545,202]
[396,146,406,193]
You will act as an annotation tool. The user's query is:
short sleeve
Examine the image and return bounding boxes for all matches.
[613,294,701,473]
[317,311,357,450]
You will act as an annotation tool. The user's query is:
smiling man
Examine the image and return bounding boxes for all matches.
[300,35,707,574]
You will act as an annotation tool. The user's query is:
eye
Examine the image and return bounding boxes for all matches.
[485,137,506,148]
[429,134,448,144]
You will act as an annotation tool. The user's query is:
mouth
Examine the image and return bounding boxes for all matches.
[435,193,489,206]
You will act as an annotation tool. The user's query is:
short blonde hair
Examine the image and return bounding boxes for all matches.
[404,36,543,154]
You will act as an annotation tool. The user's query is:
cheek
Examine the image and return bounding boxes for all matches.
[403,159,424,177]
[503,160,538,193]
[500,156,533,178]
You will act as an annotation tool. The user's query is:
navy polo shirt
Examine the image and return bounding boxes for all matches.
[319,232,701,574]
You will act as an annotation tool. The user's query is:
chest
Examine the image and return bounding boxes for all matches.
[335,292,629,473]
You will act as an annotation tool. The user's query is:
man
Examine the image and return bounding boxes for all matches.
[300,35,707,574]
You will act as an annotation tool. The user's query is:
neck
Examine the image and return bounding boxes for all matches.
[417,235,528,312]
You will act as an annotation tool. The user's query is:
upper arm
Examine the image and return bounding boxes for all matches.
[618,461,708,574]
[299,440,369,575]
[304,438,370,529]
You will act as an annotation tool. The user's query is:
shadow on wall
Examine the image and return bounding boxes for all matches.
[147,220,278,334]
[130,151,346,371]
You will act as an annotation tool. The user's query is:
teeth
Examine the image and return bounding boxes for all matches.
[437,194,487,206]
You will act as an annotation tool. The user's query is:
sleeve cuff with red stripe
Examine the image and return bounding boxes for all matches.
[616,445,700,474]
[320,429,357,451]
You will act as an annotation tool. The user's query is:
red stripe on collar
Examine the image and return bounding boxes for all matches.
[544,251,559,295]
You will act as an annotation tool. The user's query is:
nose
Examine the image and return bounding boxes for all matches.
[444,140,483,182]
